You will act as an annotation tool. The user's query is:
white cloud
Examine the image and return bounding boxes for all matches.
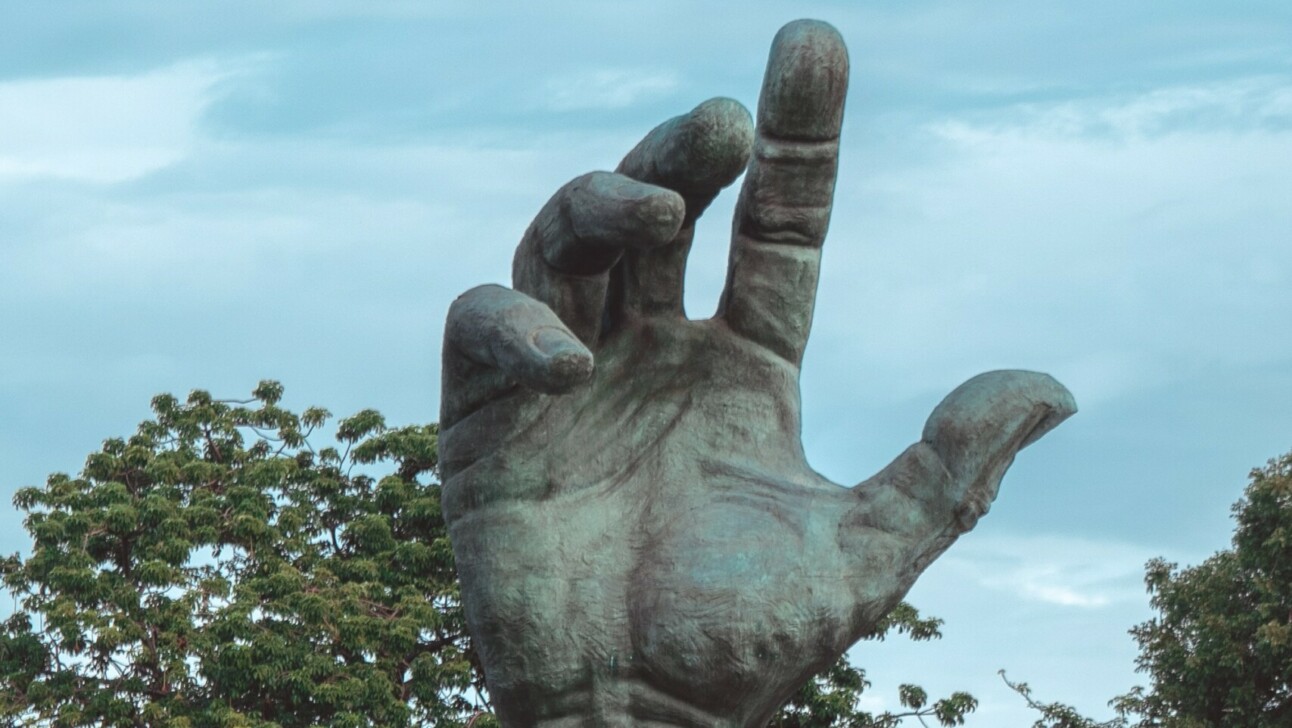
[932,76,1292,142]
[0,60,235,183]
[535,67,679,111]
[803,74,1292,411]
[939,534,1163,609]
[0,125,642,304]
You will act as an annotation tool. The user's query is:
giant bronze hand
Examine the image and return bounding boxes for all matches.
[439,20,1075,728]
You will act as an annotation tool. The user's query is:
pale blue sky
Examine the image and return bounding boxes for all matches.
[3,2,1291,723]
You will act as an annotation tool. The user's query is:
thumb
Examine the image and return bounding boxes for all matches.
[842,370,1075,628]
[922,369,1077,530]
[441,284,594,430]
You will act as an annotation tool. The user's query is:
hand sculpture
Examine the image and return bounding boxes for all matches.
[439,19,1075,728]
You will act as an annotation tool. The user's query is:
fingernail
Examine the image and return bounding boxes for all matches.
[1019,379,1078,449]
[531,327,594,385]
[532,326,585,358]
[571,173,684,247]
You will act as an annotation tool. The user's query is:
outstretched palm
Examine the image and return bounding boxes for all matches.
[439,20,1074,728]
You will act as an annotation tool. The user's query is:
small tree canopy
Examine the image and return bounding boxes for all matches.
[0,383,483,727]
[1117,450,1292,727]
[1000,449,1292,728]
[771,602,977,727]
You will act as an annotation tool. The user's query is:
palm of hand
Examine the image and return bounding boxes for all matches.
[439,21,1074,728]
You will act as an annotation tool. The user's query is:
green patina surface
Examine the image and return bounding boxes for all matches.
[439,19,1075,728]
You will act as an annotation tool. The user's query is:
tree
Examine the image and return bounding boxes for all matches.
[0,382,483,727]
[771,603,977,727]
[997,671,1125,728]
[1114,450,1292,726]
[999,450,1292,727]
[1,382,975,727]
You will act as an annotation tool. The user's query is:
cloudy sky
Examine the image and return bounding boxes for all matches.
[3,1,1290,723]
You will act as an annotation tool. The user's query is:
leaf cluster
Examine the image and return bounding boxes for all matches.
[998,671,1127,728]
[1115,450,1292,727]
[0,382,483,727]
[999,449,1292,727]
[770,604,977,727]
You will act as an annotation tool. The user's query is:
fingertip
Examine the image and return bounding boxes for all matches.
[922,369,1076,480]
[761,19,849,141]
[682,97,754,192]
[1018,373,1078,448]
[529,326,595,393]
[627,185,687,244]
[446,285,594,394]
[616,97,753,214]
[567,172,685,252]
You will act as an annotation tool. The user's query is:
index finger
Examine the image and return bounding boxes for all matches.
[717,20,848,364]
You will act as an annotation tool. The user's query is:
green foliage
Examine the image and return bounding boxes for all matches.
[771,605,977,727]
[999,671,1126,728]
[0,382,483,727]
[0,381,972,727]
[1002,449,1292,727]
[1114,450,1292,727]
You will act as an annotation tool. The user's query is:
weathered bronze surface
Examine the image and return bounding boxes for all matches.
[440,19,1075,727]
